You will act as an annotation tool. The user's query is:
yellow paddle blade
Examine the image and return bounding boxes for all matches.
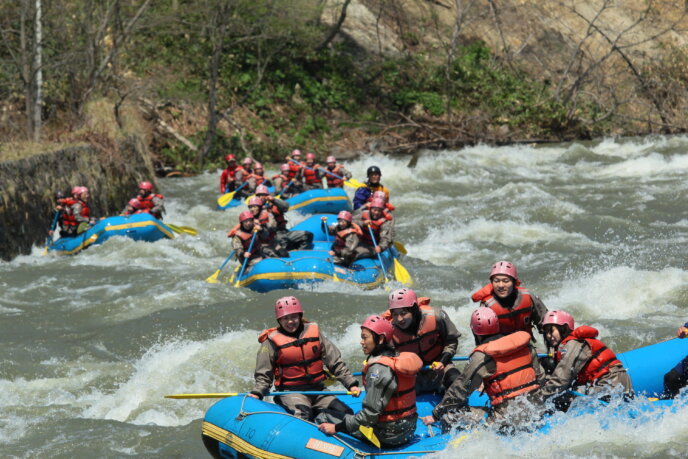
[206,269,221,283]
[359,426,380,448]
[217,191,237,207]
[450,434,469,447]
[344,178,366,188]
[165,392,239,399]
[393,258,413,286]
[176,225,198,236]
[393,241,407,255]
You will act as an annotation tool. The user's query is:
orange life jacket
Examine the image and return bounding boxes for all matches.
[255,210,275,241]
[259,322,326,390]
[482,287,534,336]
[248,173,266,186]
[267,203,288,230]
[303,165,321,185]
[138,193,164,218]
[287,161,302,180]
[324,165,344,188]
[558,326,623,386]
[360,210,392,246]
[475,331,539,405]
[59,197,78,227]
[391,302,444,365]
[333,223,363,251]
[363,352,422,422]
[229,225,260,256]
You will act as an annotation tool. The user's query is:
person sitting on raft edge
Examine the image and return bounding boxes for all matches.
[317,314,422,447]
[248,296,361,421]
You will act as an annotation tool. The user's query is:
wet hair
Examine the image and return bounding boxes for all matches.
[544,323,571,351]
[369,330,395,356]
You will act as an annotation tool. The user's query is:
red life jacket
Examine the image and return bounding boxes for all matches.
[267,203,288,230]
[475,331,539,405]
[482,287,535,337]
[138,193,164,218]
[255,210,275,241]
[558,326,623,385]
[360,210,392,246]
[221,165,247,192]
[333,223,363,251]
[363,352,422,422]
[59,197,78,227]
[324,165,344,188]
[390,302,445,365]
[303,165,321,185]
[229,226,260,256]
[287,161,302,180]
[259,322,326,390]
[249,173,265,186]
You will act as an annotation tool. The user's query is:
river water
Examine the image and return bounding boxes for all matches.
[2,136,688,457]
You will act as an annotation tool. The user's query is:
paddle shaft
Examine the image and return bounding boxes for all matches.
[166,390,359,399]
[367,224,389,281]
[45,209,60,245]
[235,230,258,286]
[218,250,236,272]
[225,180,248,195]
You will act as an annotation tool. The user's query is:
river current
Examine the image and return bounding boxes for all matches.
[2,136,688,457]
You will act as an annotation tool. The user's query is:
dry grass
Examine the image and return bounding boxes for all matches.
[0,141,87,162]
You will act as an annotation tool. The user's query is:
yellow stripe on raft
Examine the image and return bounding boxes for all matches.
[52,220,174,255]
[236,270,384,289]
[202,422,293,459]
[57,233,101,255]
[288,195,349,211]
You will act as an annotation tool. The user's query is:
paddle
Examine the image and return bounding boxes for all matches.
[316,165,366,189]
[275,180,292,199]
[289,159,364,189]
[165,390,359,399]
[217,182,248,208]
[167,223,198,236]
[234,229,258,287]
[367,224,390,288]
[393,241,407,255]
[42,210,61,254]
[358,425,381,448]
[206,250,236,283]
[321,218,340,282]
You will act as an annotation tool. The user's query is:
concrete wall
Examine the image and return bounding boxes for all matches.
[0,137,157,261]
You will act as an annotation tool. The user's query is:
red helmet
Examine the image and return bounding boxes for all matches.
[138,181,153,192]
[470,308,500,335]
[275,296,303,319]
[239,210,254,222]
[243,157,253,165]
[372,191,387,202]
[388,288,417,310]
[128,198,141,209]
[291,149,302,158]
[542,310,574,331]
[490,260,518,281]
[255,185,270,195]
[305,153,315,161]
[361,314,394,342]
[370,198,386,209]
[247,197,264,207]
[337,210,352,222]
[254,162,263,171]
[225,154,236,162]
[280,163,290,173]
[326,155,336,164]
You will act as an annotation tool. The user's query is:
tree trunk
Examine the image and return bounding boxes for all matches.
[33,0,42,141]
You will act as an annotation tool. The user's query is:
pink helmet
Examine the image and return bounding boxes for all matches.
[305,153,315,161]
[255,185,270,195]
[291,149,302,157]
[470,308,500,335]
[239,210,254,222]
[361,314,394,343]
[372,191,387,202]
[138,181,153,192]
[388,288,417,310]
[78,186,89,195]
[489,260,518,280]
[542,310,574,331]
[247,197,264,207]
[128,198,141,209]
[326,155,336,163]
[337,210,352,222]
[275,296,304,319]
[370,198,386,209]
[243,157,253,165]
[280,163,290,173]
[71,186,83,196]
[225,154,236,162]
[254,162,263,171]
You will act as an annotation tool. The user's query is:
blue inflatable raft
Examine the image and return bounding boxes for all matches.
[201,338,688,458]
[47,213,174,255]
[232,215,398,292]
[217,188,352,214]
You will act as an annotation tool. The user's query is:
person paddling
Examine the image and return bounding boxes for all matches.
[120,198,142,216]
[663,322,688,398]
[219,154,247,194]
[256,185,313,252]
[323,156,352,189]
[421,308,543,431]
[317,314,422,447]
[249,296,360,421]
[353,166,389,210]
[472,261,548,339]
[382,288,461,393]
[136,181,165,220]
[322,210,363,266]
[227,210,271,270]
[353,198,395,259]
[534,310,633,410]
